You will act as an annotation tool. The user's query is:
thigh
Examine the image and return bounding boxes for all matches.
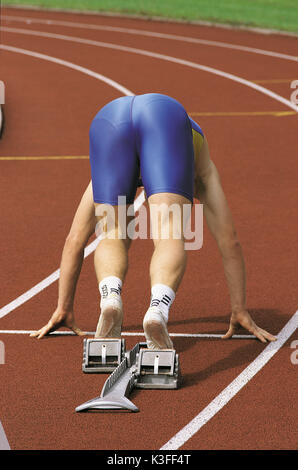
[133,94,194,203]
[94,202,134,249]
[89,97,139,206]
[148,192,191,243]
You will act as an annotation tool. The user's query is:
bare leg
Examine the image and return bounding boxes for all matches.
[93,203,132,338]
[150,238,187,292]
[94,238,129,283]
[144,193,190,348]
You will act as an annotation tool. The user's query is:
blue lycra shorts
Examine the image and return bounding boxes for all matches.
[89,93,197,205]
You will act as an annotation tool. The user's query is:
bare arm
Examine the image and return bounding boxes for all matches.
[31,182,96,338]
[194,138,276,342]
[57,182,96,311]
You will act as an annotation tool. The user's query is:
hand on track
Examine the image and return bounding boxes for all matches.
[222,310,277,343]
[30,308,85,339]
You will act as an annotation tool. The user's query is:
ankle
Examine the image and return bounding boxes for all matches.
[149,283,175,323]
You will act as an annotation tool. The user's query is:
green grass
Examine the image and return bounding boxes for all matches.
[3,0,298,33]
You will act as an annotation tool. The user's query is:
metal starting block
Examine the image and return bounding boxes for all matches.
[76,342,180,413]
[135,348,179,389]
[82,338,125,373]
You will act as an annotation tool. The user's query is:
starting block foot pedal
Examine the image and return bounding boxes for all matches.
[135,348,180,389]
[82,338,125,373]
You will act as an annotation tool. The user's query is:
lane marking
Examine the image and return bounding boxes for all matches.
[190,111,296,117]
[0,191,145,320]
[0,32,137,453]
[253,78,298,84]
[0,42,134,97]
[3,15,298,63]
[0,31,296,318]
[0,156,89,160]
[0,330,255,339]
[0,27,295,340]
[0,19,296,450]
[161,311,298,450]
[0,421,10,450]
[2,26,298,113]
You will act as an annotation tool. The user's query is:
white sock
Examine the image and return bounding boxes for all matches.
[99,276,122,309]
[149,283,175,323]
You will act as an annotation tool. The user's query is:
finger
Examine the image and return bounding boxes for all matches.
[37,326,52,339]
[30,329,46,339]
[31,322,55,339]
[221,324,236,339]
[29,329,42,338]
[249,324,277,343]
[71,325,85,336]
[30,326,51,338]
[260,329,277,342]
[250,328,268,343]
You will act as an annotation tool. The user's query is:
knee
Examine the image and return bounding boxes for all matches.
[65,232,87,253]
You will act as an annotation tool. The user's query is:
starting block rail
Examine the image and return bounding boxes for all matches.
[76,340,180,413]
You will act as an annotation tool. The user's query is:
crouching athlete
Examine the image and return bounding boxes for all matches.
[31,93,276,347]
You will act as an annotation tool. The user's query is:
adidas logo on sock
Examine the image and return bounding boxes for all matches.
[160,294,171,306]
[101,285,108,298]
[111,286,121,296]
[150,298,160,307]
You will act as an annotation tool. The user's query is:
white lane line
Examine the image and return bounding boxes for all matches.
[0,33,128,457]
[161,310,298,450]
[3,15,298,63]
[0,269,60,320]
[1,18,296,452]
[2,26,298,113]
[0,191,145,320]
[0,330,255,339]
[0,42,133,97]
[0,31,294,326]
[0,421,10,450]
[126,332,255,339]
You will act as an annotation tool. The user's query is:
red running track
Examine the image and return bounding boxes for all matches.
[0,6,297,451]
